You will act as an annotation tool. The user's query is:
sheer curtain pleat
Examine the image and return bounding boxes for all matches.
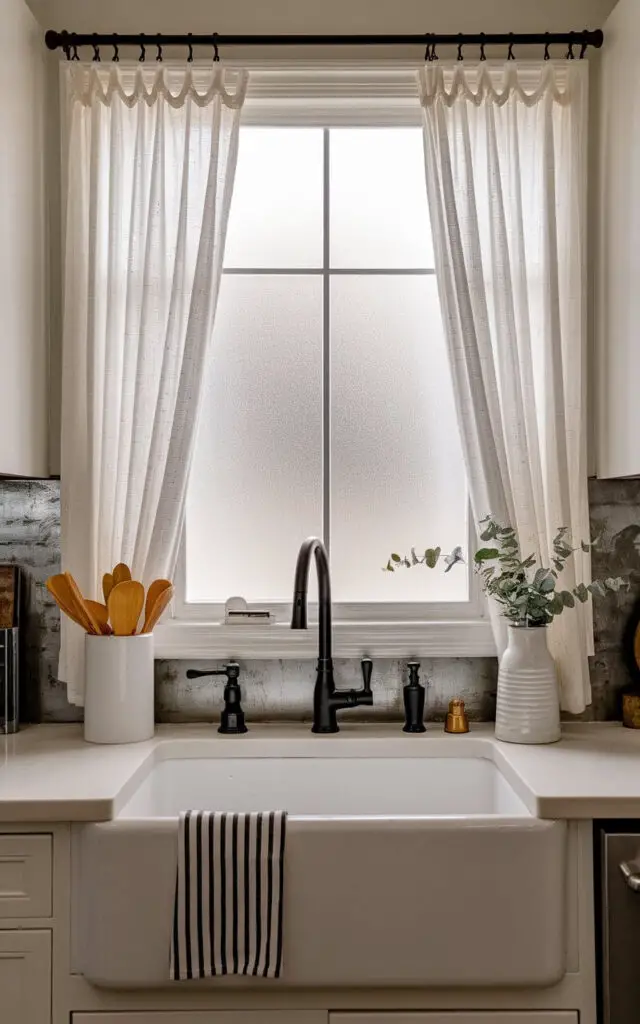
[420,62,591,713]
[60,65,247,704]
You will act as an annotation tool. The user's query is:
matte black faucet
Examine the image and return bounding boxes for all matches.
[291,537,374,733]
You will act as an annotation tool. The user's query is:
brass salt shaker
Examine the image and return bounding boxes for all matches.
[444,698,469,734]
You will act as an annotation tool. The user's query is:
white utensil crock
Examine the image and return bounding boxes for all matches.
[495,625,561,745]
[84,633,154,744]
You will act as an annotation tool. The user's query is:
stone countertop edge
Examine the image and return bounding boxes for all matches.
[1,721,640,822]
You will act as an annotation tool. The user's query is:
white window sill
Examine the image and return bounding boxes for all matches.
[153,619,496,660]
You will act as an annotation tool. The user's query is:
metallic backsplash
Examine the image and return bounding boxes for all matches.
[0,477,637,724]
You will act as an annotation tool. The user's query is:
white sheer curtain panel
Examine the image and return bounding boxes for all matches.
[420,62,591,713]
[60,64,247,704]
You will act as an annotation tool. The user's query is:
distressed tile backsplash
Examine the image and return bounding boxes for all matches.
[1,476,638,723]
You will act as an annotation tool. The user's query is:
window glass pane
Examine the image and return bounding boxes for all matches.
[330,276,468,603]
[223,128,323,268]
[330,128,434,269]
[186,275,323,602]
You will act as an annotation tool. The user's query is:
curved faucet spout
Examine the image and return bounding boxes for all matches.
[291,537,332,661]
[291,536,373,733]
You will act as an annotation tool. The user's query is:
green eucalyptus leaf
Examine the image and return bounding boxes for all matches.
[424,548,439,569]
[474,547,500,563]
[561,590,575,608]
[391,553,401,563]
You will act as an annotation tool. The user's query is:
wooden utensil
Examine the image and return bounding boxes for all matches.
[141,584,174,634]
[112,562,132,587]
[102,573,114,604]
[85,600,112,636]
[145,578,171,624]
[108,580,144,636]
[64,572,102,635]
[46,575,91,631]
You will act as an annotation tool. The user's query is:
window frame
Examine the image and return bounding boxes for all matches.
[155,66,495,660]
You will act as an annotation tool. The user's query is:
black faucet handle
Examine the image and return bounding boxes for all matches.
[186,662,240,682]
[361,658,373,694]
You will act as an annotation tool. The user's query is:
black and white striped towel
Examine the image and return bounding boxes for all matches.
[170,810,287,980]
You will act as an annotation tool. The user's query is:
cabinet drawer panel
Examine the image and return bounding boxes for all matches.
[331,1015,577,1023]
[0,929,51,1023]
[73,1015,327,1023]
[0,834,52,918]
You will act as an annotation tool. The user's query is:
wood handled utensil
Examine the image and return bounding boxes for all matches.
[145,579,171,624]
[112,562,132,587]
[141,583,174,634]
[85,600,112,636]
[46,575,91,631]
[108,580,145,636]
[64,572,102,635]
[102,573,114,604]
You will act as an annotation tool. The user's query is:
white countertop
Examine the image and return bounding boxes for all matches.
[2,721,640,822]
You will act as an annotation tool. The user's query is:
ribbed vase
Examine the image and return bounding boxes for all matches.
[495,625,561,745]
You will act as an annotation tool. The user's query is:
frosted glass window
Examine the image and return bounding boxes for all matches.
[330,276,468,602]
[223,128,323,268]
[330,129,434,269]
[186,275,323,601]
[185,125,469,611]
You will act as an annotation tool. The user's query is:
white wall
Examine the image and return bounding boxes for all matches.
[0,0,48,477]
[596,0,640,477]
[27,0,616,39]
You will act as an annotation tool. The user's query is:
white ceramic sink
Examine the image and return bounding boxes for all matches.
[73,736,566,990]
[117,755,530,818]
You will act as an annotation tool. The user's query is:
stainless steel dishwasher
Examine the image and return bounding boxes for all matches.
[599,826,640,1023]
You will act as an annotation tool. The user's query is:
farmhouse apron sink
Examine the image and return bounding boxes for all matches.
[72,737,566,988]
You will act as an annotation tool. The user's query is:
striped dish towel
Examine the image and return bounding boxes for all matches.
[170,810,287,980]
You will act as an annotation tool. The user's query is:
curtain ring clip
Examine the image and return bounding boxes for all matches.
[479,31,486,61]
[71,36,80,61]
[139,33,146,63]
[507,33,515,61]
[187,32,194,62]
[112,33,119,62]
[212,32,220,62]
[544,33,550,61]
[457,33,464,61]
[566,32,575,59]
[579,33,588,59]
[156,35,163,62]
[91,34,100,62]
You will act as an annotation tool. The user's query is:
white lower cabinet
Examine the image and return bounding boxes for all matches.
[0,929,51,1023]
[330,1016,578,1024]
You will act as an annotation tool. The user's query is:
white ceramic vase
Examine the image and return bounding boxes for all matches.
[84,633,155,744]
[495,625,561,745]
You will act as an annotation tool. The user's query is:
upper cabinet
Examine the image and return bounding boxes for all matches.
[0,0,48,477]
[597,0,640,478]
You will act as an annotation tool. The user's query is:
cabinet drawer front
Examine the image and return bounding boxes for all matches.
[330,1016,577,1023]
[0,929,51,1023]
[73,1015,327,1023]
[0,834,52,918]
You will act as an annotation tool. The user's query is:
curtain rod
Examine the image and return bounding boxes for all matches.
[45,29,604,63]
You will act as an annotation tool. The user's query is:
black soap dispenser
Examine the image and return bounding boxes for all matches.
[403,661,426,733]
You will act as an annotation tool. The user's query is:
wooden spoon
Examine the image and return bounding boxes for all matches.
[102,573,114,604]
[108,580,145,636]
[46,576,91,631]
[85,600,112,636]
[112,562,132,587]
[64,572,102,635]
[145,578,171,625]
[141,584,174,634]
